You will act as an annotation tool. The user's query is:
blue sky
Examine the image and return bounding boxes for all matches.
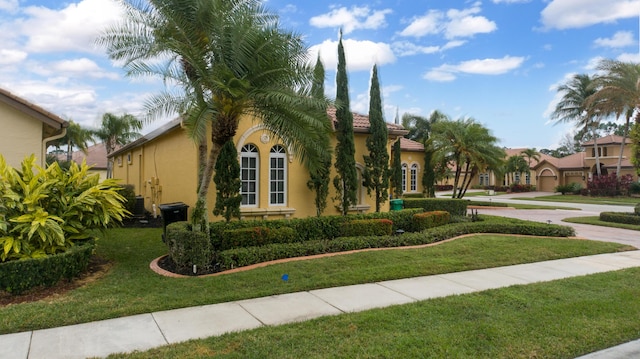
[0,0,639,150]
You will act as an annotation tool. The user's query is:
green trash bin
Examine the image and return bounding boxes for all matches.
[389,199,404,211]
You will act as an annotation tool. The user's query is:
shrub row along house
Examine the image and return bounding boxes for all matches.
[109,108,424,221]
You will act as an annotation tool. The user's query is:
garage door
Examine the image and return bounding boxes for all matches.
[538,175,556,192]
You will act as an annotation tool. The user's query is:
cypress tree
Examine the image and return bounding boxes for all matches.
[307,55,332,216]
[212,140,242,222]
[390,139,403,198]
[362,64,389,212]
[333,31,358,215]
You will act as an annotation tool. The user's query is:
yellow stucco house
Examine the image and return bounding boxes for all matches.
[110,108,424,221]
[0,88,68,167]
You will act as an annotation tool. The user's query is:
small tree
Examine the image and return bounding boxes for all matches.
[422,139,436,197]
[390,139,403,198]
[362,65,389,212]
[307,55,332,216]
[212,141,241,222]
[333,31,358,215]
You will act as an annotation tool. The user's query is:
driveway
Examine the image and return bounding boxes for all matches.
[465,192,640,247]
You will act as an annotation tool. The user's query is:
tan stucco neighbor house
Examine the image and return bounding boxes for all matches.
[109,109,413,221]
[0,88,68,167]
[56,142,109,180]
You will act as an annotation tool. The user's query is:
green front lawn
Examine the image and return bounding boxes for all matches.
[513,194,639,206]
[108,268,640,359]
[0,228,632,334]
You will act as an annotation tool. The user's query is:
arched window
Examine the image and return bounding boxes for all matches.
[269,145,287,205]
[410,164,418,192]
[401,163,407,193]
[240,144,258,206]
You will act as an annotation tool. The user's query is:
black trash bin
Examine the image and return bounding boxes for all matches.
[158,202,189,241]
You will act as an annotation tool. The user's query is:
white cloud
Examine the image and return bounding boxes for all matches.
[399,10,443,37]
[594,31,635,48]
[541,0,640,30]
[0,0,18,12]
[310,38,396,72]
[400,3,496,39]
[309,6,392,34]
[18,0,123,53]
[392,41,440,56]
[0,49,27,65]
[424,56,525,82]
[617,52,640,62]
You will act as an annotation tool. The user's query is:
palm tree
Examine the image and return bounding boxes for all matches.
[431,118,505,198]
[93,113,143,178]
[98,0,331,232]
[590,59,640,176]
[505,155,529,185]
[50,120,94,163]
[402,110,450,197]
[520,148,540,185]
[551,74,603,176]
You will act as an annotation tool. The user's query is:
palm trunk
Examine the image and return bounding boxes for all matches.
[191,143,222,235]
[616,110,632,177]
[592,126,602,176]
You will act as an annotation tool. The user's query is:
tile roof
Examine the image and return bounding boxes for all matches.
[57,142,108,169]
[326,107,408,136]
[0,87,68,130]
[581,135,631,146]
[399,137,424,152]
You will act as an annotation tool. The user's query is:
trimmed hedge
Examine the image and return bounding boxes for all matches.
[220,226,296,250]
[412,211,451,231]
[599,212,640,226]
[402,193,425,199]
[0,240,95,294]
[340,219,393,237]
[209,209,424,250]
[166,222,212,274]
[215,219,576,271]
[403,198,468,216]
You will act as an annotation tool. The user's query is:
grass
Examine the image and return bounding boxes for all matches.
[0,228,632,334]
[107,268,640,359]
[512,194,639,206]
[563,216,640,231]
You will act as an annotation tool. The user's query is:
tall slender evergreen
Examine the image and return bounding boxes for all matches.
[212,140,241,222]
[362,65,389,212]
[307,55,332,216]
[333,31,358,215]
[390,138,403,198]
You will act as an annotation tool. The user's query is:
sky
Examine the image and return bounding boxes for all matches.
[1,0,639,150]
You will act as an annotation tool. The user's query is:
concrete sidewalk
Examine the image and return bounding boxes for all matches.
[3,251,640,359]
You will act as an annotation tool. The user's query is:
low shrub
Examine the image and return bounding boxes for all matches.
[635,203,640,216]
[165,221,212,274]
[412,211,451,231]
[0,240,94,294]
[220,226,296,250]
[555,182,580,195]
[599,212,640,225]
[509,184,534,193]
[435,185,453,191]
[215,218,575,271]
[340,219,393,237]
[119,184,137,214]
[630,182,640,195]
[209,209,423,249]
[402,193,425,199]
[468,200,509,207]
[403,198,468,216]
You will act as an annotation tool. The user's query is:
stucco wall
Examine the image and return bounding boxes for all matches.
[0,102,43,167]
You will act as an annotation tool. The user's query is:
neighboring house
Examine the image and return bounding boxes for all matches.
[109,109,409,221]
[473,136,638,192]
[55,142,109,180]
[0,88,68,167]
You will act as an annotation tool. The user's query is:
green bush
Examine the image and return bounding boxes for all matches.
[468,200,509,207]
[209,209,424,250]
[412,211,451,231]
[402,193,425,198]
[403,198,468,216]
[600,212,640,225]
[220,226,296,250]
[555,182,581,195]
[165,221,212,274]
[630,182,640,195]
[0,240,94,293]
[340,219,393,237]
[0,155,128,262]
[119,184,137,214]
[215,218,575,271]
[635,203,640,216]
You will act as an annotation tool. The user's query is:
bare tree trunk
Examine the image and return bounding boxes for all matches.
[616,110,632,177]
